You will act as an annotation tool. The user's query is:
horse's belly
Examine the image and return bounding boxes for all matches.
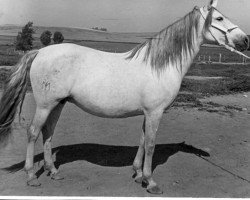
[70,82,143,118]
[69,95,143,118]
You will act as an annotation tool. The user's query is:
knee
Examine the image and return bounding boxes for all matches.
[27,126,39,142]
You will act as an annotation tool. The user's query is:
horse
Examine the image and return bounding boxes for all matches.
[0,0,248,194]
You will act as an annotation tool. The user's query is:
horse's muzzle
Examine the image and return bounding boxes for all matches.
[235,36,249,52]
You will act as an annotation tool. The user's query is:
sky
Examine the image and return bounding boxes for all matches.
[0,0,250,33]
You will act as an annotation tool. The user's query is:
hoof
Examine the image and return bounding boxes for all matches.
[147,185,163,194]
[27,177,41,187]
[51,173,64,180]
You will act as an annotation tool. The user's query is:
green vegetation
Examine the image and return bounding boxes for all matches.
[40,30,52,46]
[184,63,250,95]
[53,31,64,44]
[14,22,35,51]
[174,63,250,108]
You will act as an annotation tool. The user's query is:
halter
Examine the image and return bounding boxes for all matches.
[200,7,250,59]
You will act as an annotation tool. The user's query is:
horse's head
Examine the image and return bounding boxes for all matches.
[201,0,249,52]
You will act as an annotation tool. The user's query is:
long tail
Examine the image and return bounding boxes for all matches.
[0,50,39,147]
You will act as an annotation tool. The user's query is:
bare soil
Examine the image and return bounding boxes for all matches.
[0,92,250,197]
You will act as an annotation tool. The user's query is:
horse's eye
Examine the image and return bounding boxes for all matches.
[216,17,223,21]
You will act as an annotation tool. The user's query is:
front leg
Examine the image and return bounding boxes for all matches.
[143,109,163,194]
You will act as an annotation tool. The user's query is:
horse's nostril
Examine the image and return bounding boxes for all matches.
[244,37,249,45]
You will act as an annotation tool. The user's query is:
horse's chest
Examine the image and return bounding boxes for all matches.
[141,75,182,110]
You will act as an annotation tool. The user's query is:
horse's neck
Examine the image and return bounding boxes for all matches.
[128,10,205,79]
[155,38,202,81]
[179,39,202,78]
[179,29,204,79]
[134,39,202,79]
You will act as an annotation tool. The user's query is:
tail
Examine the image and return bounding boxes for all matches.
[0,50,39,147]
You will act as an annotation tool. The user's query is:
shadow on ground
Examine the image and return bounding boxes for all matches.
[2,142,209,178]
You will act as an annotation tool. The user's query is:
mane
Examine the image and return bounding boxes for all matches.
[127,7,212,74]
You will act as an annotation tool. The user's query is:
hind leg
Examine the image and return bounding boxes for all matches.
[24,106,55,186]
[42,101,65,180]
[133,118,145,183]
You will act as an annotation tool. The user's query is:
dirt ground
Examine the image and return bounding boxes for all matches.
[0,91,249,197]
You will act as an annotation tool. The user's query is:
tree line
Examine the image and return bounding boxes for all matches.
[91,27,107,32]
[15,22,64,51]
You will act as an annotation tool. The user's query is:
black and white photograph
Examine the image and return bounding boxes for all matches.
[0,0,249,198]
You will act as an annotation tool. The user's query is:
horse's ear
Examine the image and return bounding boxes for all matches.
[209,0,218,8]
[203,5,211,14]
